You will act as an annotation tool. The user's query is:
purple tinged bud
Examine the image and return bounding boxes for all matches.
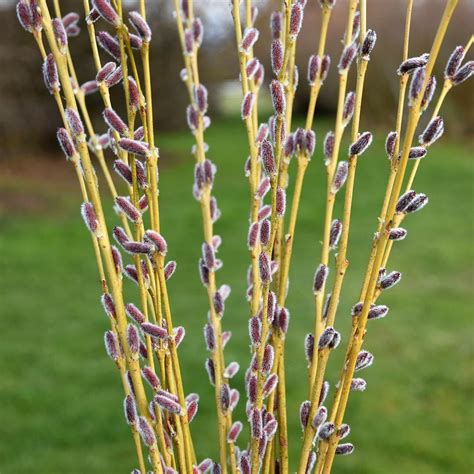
[194,84,208,114]
[250,408,263,439]
[124,394,137,425]
[104,67,123,87]
[247,222,259,250]
[186,399,198,423]
[192,18,204,47]
[154,393,183,415]
[81,202,99,235]
[224,362,239,379]
[338,42,358,73]
[300,401,311,429]
[318,421,336,440]
[312,406,328,428]
[349,131,373,156]
[368,304,389,320]
[323,131,335,165]
[421,76,437,111]
[144,230,167,255]
[125,303,145,325]
[199,259,210,287]
[331,161,349,193]
[305,130,316,157]
[80,80,98,95]
[260,219,271,247]
[104,330,119,361]
[318,327,335,349]
[118,138,150,157]
[361,29,377,59]
[313,264,329,295]
[419,116,444,146]
[93,0,120,26]
[328,330,341,349]
[445,46,465,80]
[262,344,274,375]
[319,381,330,406]
[247,374,257,404]
[258,204,271,221]
[205,358,216,386]
[397,53,429,75]
[258,252,272,284]
[65,108,84,138]
[306,452,316,474]
[164,260,177,280]
[65,24,81,37]
[187,105,198,132]
[350,11,360,41]
[351,301,364,316]
[270,80,286,115]
[113,160,132,185]
[276,187,286,217]
[57,128,76,159]
[254,63,265,87]
[308,54,321,85]
[396,190,417,213]
[260,139,276,176]
[271,40,284,75]
[329,219,343,249]
[263,374,278,398]
[202,242,216,270]
[405,193,428,213]
[408,67,426,106]
[115,196,141,223]
[137,416,156,446]
[337,423,351,439]
[184,27,194,55]
[111,245,122,274]
[141,322,167,339]
[113,226,129,246]
[295,128,306,151]
[343,91,356,125]
[52,18,68,53]
[256,177,271,199]
[408,146,427,160]
[283,134,295,159]
[97,31,121,61]
[336,443,355,455]
[389,227,407,241]
[278,307,290,335]
[29,0,42,31]
[241,92,255,120]
[304,334,314,367]
[270,11,282,40]
[320,54,331,82]
[355,350,374,371]
[228,421,243,443]
[289,3,303,39]
[126,324,140,357]
[204,323,216,352]
[17,2,34,32]
[452,60,474,85]
[104,108,128,136]
[323,293,332,320]
[198,459,213,473]
[385,131,398,159]
[133,126,144,141]
[220,384,230,412]
[380,271,402,290]
[264,416,278,439]
[129,11,151,42]
[128,77,140,111]
[350,378,367,391]
[246,58,259,78]
[240,27,259,53]
[249,316,262,346]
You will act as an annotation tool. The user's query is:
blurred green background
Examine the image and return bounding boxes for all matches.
[1,117,472,472]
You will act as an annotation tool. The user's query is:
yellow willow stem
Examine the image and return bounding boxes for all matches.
[320,2,458,472]
[308,0,359,395]
[37,2,164,471]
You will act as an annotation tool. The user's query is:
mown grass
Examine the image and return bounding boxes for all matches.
[0,117,472,473]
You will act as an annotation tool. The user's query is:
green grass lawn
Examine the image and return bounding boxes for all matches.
[1,117,472,473]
